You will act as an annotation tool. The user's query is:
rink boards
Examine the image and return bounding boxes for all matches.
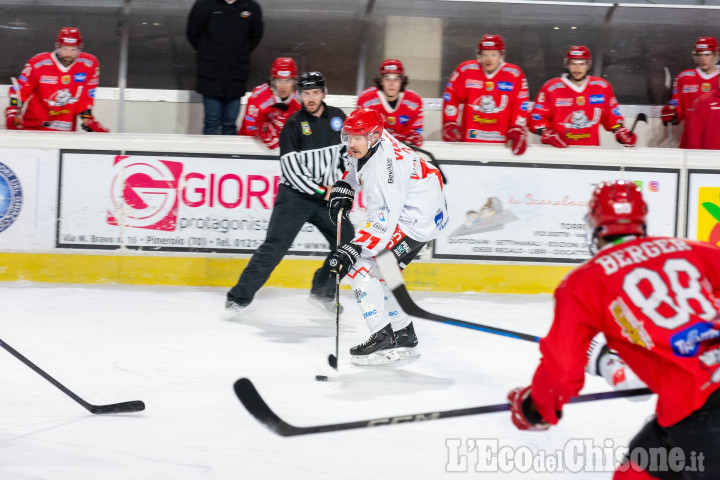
[0,131,718,293]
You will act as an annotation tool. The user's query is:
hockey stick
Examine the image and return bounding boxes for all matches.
[630,113,647,134]
[376,251,541,343]
[234,377,652,436]
[408,145,448,184]
[0,338,145,414]
[663,67,674,148]
[327,208,343,370]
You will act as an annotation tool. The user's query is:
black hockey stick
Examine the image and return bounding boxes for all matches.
[327,208,343,370]
[408,145,448,184]
[0,338,145,414]
[234,377,651,436]
[376,251,541,343]
[630,113,647,134]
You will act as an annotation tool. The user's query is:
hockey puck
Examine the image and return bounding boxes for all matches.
[315,375,329,382]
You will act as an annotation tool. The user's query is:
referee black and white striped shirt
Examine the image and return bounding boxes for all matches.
[278,102,347,199]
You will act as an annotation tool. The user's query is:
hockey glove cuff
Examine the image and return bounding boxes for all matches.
[328,243,361,278]
[508,386,553,431]
[5,106,23,130]
[82,117,110,133]
[540,128,568,148]
[442,122,463,142]
[403,132,424,147]
[328,180,354,224]
[506,126,528,156]
[613,126,637,147]
[259,120,280,149]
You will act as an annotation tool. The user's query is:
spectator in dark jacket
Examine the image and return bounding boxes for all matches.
[186,0,264,135]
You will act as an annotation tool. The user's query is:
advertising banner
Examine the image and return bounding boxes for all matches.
[433,162,678,262]
[0,148,58,250]
[687,170,720,246]
[58,151,333,254]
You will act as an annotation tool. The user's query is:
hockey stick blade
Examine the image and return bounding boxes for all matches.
[630,113,648,134]
[327,354,337,369]
[376,252,541,343]
[234,377,651,436]
[0,338,145,415]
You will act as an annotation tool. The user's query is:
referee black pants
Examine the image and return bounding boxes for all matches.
[227,184,355,305]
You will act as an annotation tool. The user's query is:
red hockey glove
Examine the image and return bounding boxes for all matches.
[540,128,568,148]
[442,122,463,142]
[661,105,677,126]
[403,132,424,147]
[614,126,637,147]
[506,126,528,156]
[258,119,283,150]
[5,106,23,130]
[82,117,110,133]
[508,386,552,431]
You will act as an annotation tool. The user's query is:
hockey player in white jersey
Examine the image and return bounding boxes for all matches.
[326,108,449,365]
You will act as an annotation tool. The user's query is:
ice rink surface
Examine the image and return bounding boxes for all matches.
[0,282,656,479]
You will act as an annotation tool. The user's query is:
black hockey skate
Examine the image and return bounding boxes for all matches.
[394,322,421,358]
[350,323,399,366]
[224,298,249,321]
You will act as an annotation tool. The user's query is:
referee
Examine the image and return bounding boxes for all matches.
[226,71,355,316]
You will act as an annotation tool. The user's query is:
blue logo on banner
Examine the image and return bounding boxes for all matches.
[0,162,23,233]
[73,72,87,83]
[670,322,720,357]
[589,94,605,104]
[330,117,343,131]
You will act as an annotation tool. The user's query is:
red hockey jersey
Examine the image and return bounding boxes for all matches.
[531,237,720,427]
[685,89,720,150]
[9,51,99,131]
[529,74,624,146]
[669,67,719,148]
[237,83,301,148]
[442,60,530,143]
[356,87,424,144]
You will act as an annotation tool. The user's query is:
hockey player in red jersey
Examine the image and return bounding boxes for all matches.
[326,108,448,365]
[684,80,720,150]
[662,37,719,148]
[509,180,720,479]
[237,57,301,149]
[442,34,529,155]
[6,27,109,132]
[529,46,635,148]
[356,59,424,147]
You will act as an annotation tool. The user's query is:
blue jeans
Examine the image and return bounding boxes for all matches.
[202,96,241,135]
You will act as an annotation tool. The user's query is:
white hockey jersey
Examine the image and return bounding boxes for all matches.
[342,131,449,256]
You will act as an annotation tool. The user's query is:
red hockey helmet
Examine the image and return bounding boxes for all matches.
[379,59,404,76]
[693,36,719,54]
[478,34,505,51]
[270,57,298,79]
[566,45,592,62]
[342,108,384,146]
[586,181,647,242]
[56,27,83,48]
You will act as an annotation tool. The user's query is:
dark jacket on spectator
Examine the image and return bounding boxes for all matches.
[186,0,264,99]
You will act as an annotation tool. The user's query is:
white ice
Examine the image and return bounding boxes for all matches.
[0,282,656,479]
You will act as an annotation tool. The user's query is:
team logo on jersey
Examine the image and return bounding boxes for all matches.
[485,81,494,91]
[73,73,87,83]
[47,88,80,107]
[576,96,586,106]
[301,121,312,135]
[497,81,513,91]
[702,82,712,92]
[609,297,654,349]
[61,75,71,84]
[589,94,605,104]
[107,156,183,231]
[399,115,410,125]
[241,10,252,17]
[0,162,23,234]
[444,105,458,116]
[386,116,396,125]
[472,94,508,114]
[330,117,343,131]
[563,109,601,130]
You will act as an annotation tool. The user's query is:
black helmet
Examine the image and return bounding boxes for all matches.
[297,71,326,91]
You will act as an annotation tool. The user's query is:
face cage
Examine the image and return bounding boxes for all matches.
[584,214,600,256]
